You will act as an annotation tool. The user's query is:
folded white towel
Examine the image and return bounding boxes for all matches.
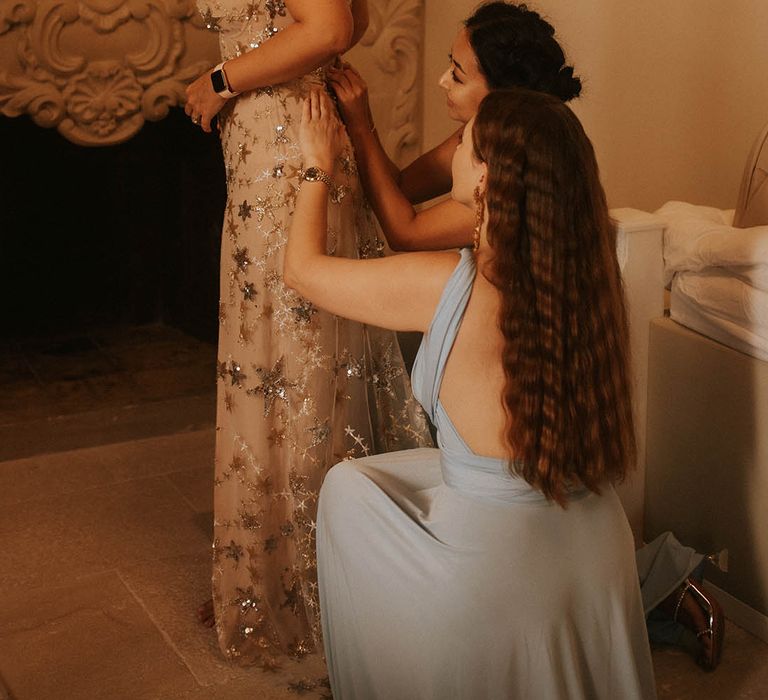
[671,271,768,361]
[657,201,768,287]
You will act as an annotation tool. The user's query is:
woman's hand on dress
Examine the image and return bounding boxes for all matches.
[184,69,227,133]
[300,89,345,172]
[326,62,374,135]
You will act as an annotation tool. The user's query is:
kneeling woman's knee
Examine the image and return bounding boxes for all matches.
[320,460,367,501]
[318,460,371,524]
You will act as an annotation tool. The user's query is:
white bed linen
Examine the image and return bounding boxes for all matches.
[656,201,768,360]
[670,271,768,361]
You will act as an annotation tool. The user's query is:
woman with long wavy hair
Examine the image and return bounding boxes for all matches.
[330,0,724,672]
[285,87,657,699]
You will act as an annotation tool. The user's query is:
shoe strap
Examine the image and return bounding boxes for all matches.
[673,580,691,623]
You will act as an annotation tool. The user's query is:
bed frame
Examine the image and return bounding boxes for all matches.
[613,208,768,642]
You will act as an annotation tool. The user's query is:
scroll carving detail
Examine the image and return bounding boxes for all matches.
[359,0,422,165]
[0,0,423,151]
[0,0,217,145]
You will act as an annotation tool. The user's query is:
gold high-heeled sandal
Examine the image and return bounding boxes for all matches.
[671,578,724,671]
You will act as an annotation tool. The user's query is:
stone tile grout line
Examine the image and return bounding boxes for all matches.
[115,569,207,688]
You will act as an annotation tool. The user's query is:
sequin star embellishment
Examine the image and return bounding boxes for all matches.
[266,0,286,19]
[371,346,404,396]
[330,185,348,204]
[290,299,317,325]
[200,6,221,29]
[229,454,246,474]
[306,418,331,449]
[238,200,253,221]
[253,195,273,222]
[222,540,244,563]
[344,425,371,456]
[247,357,295,416]
[264,535,278,553]
[268,427,287,447]
[337,351,364,379]
[237,142,252,164]
[243,2,260,20]
[274,124,289,145]
[241,282,257,301]
[233,247,251,273]
[227,360,247,387]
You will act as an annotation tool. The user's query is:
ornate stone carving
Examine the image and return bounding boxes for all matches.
[353,0,422,166]
[0,0,218,145]
[0,0,423,153]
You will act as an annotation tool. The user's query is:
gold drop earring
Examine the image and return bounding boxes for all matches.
[473,184,484,252]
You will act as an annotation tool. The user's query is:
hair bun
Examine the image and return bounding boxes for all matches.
[555,65,582,101]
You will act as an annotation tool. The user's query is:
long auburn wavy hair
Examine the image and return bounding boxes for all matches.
[473,89,636,506]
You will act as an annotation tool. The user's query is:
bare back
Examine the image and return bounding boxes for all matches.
[438,264,510,459]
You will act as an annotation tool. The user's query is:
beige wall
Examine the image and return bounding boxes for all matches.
[423,1,768,211]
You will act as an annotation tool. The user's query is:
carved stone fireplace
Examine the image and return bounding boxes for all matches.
[0,0,423,341]
[0,0,424,460]
[0,109,226,340]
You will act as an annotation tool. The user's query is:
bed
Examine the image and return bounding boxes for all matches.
[640,202,768,641]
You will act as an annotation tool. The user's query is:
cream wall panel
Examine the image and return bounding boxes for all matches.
[0,0,220,145]
[422,0,768,211]
[0,0,424,154]
[346,0,424,167]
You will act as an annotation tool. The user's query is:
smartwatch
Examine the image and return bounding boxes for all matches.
[210,62,240,99]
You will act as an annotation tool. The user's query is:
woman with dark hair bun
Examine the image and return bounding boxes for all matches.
[285,86,657,699]
[328,0,581,252]
[464,1,582,99]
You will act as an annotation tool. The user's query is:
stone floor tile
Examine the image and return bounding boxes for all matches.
[168,658,331,700]
[107,339,215,372]
[84,370,144,407]
[118,554,329,696]
[44,377,101,413]
[0,429,214,507]
[133,364,216,402]
[23,335,118,382]
[118,553,246,688]
[653,620,768,698]
[0,381,50,424]
[0,394,215,461]
[0,349,36,386]
[0,476,210,591]
[0,571,199,700]
[92,324,203,349]
[166,465,214,514]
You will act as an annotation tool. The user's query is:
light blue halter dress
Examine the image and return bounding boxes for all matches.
[317,249,657,700]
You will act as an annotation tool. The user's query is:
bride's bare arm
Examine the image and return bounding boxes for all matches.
[285,90,457,332]
[225,0,353,92]
[185,0,354,132]
[328,66,473,250]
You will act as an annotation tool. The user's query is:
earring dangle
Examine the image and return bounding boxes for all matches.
[472,185,484,252]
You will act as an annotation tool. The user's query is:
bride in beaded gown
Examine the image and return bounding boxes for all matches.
[188,0,431,666]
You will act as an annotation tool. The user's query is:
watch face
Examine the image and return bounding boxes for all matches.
[211,70,226,94]
[304,167,319,180]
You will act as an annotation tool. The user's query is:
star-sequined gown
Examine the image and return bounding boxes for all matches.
[196,0,432,667]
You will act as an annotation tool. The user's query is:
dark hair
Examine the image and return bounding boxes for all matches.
[465,2,581,102]
[472,89,634,506]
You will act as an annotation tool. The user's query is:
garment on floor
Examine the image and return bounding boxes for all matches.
[317,249,657,700]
